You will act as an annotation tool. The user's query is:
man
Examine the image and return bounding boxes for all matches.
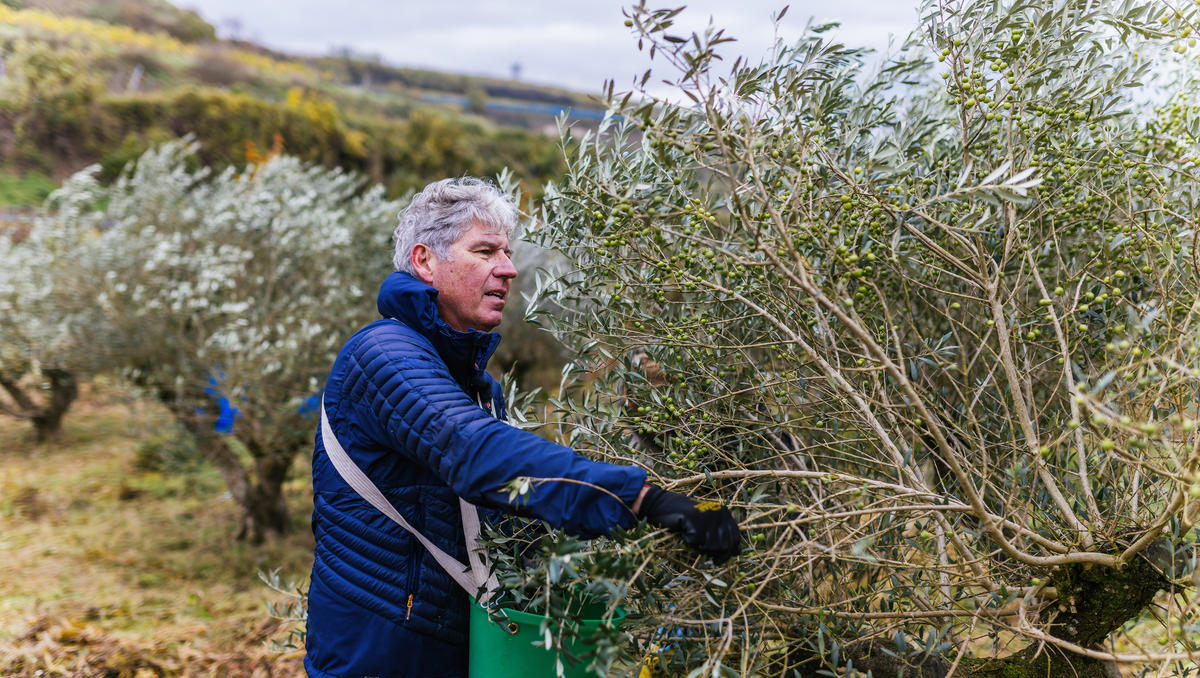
[305,177,740,678]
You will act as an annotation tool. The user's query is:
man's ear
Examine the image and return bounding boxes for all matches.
[410,243,436,284]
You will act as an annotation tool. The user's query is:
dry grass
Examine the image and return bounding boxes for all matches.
[0,379,314,677]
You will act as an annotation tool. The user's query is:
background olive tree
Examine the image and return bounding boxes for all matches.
[0,172,108,442]
[34,141,402,541]
[509,1,1200,676]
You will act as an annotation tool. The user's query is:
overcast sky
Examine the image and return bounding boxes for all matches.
[179,1,921,95]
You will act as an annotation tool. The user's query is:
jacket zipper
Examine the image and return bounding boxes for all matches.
[405,521,420,622]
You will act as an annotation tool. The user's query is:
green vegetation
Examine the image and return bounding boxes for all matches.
[94,87,562,193]
[0,171,55,206]
[17,0,216,42]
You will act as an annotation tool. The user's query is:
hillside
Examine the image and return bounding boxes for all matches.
[0,0,605,208]
[8,0,602,114]
[11,0,216,43]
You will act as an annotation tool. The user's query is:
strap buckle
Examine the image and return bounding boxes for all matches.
[479,596,520,634]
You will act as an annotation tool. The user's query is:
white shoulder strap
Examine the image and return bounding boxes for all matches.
[320,397,499,602]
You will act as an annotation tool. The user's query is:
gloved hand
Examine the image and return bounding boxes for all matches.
[637,484,741,564]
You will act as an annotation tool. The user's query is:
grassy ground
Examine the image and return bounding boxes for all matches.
[0,170,57,207]
[0,380,314,677]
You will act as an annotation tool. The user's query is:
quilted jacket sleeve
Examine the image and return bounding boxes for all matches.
[346,324,647,538]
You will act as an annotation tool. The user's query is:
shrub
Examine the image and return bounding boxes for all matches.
[133,427,202,474]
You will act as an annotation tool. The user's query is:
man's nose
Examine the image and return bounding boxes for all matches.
[495,253,517,279]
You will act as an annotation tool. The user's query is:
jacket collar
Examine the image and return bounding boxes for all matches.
[377,272,501,383]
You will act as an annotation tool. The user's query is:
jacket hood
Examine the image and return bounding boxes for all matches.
[376,272,501,383]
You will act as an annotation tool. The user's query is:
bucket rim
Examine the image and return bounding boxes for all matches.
[469,596,627,626]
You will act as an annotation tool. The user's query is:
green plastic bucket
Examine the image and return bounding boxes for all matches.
[468,596,625,678]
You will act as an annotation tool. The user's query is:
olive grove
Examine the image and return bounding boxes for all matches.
[503,0,1200,676]
[22,141,403,541]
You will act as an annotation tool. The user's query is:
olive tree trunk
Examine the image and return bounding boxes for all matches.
[191,430,294,543]
[152,385,296,543]
[0,368,78,442]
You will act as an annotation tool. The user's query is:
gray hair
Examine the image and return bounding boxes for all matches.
[392,177,518,273]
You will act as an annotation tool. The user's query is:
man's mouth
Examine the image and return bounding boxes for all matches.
[484,291,506,300]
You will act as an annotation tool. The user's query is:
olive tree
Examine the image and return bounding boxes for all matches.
[0,174,108,442]
[515,1,1200,676]
[41,141,402,541]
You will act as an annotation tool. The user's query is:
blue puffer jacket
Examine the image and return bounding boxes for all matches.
[305,272,647,678]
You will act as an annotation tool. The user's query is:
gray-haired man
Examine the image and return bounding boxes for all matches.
[305,177,740,678]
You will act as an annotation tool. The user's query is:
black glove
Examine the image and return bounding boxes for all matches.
[637,484,741,564]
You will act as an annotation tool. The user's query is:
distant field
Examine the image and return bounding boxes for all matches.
[0,381,313,677]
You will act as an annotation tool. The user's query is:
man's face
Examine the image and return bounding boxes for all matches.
[420,221,517,332]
